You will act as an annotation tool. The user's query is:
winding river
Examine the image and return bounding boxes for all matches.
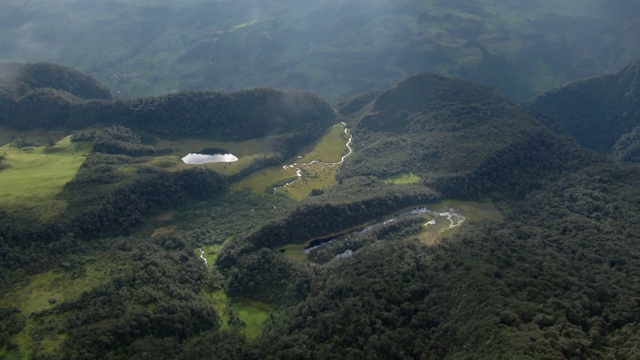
[303,207,466,257]
[275,122,353,191]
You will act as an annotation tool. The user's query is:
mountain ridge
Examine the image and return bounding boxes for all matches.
[524,59,640,154]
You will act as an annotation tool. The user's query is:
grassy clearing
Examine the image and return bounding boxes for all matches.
[198,242,274,339]
[233,123,350,199]
[0,127,69,147]
[0,256,125,359]
[0,136,91,218]
[383,172,421,184]
[415,200,503,245]
[231,299,274,339]
[277,243,309,264]
[133,135,282,176]
[151,225,177,237]
[0,259,120,315]
[203,290,231,331]
[194,244,223,265]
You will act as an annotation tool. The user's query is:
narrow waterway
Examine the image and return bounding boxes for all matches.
[275,122,353,191]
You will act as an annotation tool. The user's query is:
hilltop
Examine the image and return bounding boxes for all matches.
[524,59,640,155]
[336,72,592,199]
[0,62,113,100]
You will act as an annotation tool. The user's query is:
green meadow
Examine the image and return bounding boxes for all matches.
[233,123,351,199]
[199,243,274,340]
[0,256,125,359]
[133,135,282,176]
[0,136,91,218]
[383,172,421,184]
[416,200,504,245]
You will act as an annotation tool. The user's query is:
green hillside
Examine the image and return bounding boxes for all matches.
[523,59,640,155]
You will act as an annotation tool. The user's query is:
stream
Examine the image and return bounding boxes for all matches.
[275,122,353,191]
[303,207,466,258]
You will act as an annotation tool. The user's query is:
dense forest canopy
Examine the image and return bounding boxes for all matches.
[2,1,640,358]
[524,59,640,155]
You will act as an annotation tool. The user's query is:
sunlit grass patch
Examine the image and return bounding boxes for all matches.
[233,123,351,199]
[194,244,223,265]
[203,290,230,330]
[202,289,274,339]
[0,137,91,218]
[0,127,68,147]
[137,135,282,175]
[231,299,274,339]
[277,243,309,264]
[415,200,503,245]
[383,172,421,184]
[0,256,125,359]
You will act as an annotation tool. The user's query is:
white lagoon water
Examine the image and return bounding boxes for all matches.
[181,153,238,164]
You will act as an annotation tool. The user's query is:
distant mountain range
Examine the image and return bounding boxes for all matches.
[2,0,640,102]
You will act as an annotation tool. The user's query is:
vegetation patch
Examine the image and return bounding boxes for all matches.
[231,299,274,340]
[198,244,223,265]
[0,137,91,218]
[132,135,283,176]
[277,243,310,264]
[415,200,503,245]
[0,127,68,148]
[151,225,177,237]
[233,123,351,199]
[383,172,421,184]
[203,290,231,331]
[0,256,125,358]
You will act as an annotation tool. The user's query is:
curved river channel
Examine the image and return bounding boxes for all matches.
[275,122,353,192]
[303,207,466,258]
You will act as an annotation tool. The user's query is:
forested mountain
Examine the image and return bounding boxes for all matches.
[0,62,113,100]
[0,63,336,142]
[524,59,640,155]
[242,69,640,358]
[3,61,640,359]
[334,72,595,201]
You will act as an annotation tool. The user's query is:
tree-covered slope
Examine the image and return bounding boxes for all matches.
[523,59,640,155]
[217,72,595,305]
[253,161,640,359]
[0,62,113,100]
[0,65,337,142]
[337,72,591,199]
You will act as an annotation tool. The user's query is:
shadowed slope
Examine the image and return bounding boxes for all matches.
[524,59,640,154]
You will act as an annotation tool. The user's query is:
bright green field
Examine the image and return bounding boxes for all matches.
[0,257,125,359]
[232,299,274,339]
[0,137,91,218]
[416,200,504,245]
[277,243,310,264]
[200,242,274,340]
[383,172,421,184]
[233,123,351,199]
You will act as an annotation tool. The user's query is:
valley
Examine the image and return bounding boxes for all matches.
[1,41,640,357]
[0,136,91,218]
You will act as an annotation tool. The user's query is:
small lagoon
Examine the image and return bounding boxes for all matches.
[182,148,238,165]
